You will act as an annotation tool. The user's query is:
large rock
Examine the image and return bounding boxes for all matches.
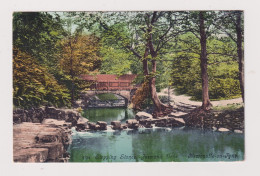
[77,117,89,125]
[126,119,139,129]
[42,119,72,128]
[121,124,128,129]
[111,121,122,130]
[76,117,89,131]
[13,113,25,124]
[13,107,83,126]
[13,122,71,162]
[13,108,46,124]
[135,112,153,120]
[64,110,80,126]
[218,128,230,132]
[88,122,96,130]
[45,107,62,119]
[234,129,243,133]
[139,118,153,128]
[154,117,168,127]
[97,121,107,130]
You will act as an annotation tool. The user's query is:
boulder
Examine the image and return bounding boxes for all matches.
[13,122,71,162]
[76,124,86,131]
[97,121,107,130]
[13,113,24,124]
[139,118,153,128]
[234,129,243,133]
[111,121,122,130]
[155,117,168,127]
[121,124,128,129]
[88,122,96,130]
[135,112,153,120]
[42,119,72,128]
[77,117,89,125]
[218,128,230,132]
[126,119,139,129]
[65,111,78,126]
[95,125,101,130]
[212,126,217,131]
[45,107,61,118]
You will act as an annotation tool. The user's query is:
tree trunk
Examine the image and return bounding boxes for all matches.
[199,11,212,110]
[149,60,169,117]
[143,47,149,76]
[146,12,171,117]
[235,11,244,102]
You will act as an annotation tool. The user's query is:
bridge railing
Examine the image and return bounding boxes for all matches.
[88,81,137,91]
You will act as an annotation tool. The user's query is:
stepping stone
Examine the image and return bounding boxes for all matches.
[234,129,243,133]
[218,128,230,132]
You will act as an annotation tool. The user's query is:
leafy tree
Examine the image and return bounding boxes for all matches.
[87,11,186,116]
[170,32,240,101]
[179,11,222,110]
[198,11,212,110]
[13,48,71,108]
[58,34,101,103]
[13,12,73,108]
[217,11,244,102]
[13,12,64,68]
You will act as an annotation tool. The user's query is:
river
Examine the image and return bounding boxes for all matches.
[68,107,244,162]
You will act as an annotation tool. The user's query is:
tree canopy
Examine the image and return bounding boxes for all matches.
[13,11,244,113]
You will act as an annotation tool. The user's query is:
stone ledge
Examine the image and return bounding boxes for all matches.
[13,120,71,162]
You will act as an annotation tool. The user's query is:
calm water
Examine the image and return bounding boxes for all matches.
[82,107,135,123]
[69,108,244,162]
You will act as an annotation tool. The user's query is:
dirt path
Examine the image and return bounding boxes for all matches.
[158,88,243,116]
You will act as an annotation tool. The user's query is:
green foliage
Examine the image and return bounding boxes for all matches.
[58,34,102,101]
[171,34,241,100]
[12,11,244,109]
[13,12,64,66]
[99,46,133,75]
[212,103,243,111]
[13,48,71,108]
[99,22,142,75]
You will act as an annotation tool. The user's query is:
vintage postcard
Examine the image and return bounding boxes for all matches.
[12,10,244,163]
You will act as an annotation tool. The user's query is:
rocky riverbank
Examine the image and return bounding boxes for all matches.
[13,106,88,162]
[13,105,244,162]
[76,108,244,133]
[184,107,244,133]
[13,120,71,162]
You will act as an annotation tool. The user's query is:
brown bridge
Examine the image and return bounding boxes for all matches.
[80,74,139,103]
[80,74,138,91]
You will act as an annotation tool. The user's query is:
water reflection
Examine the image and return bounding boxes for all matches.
[69,128,244,162]
[82,108,135,123]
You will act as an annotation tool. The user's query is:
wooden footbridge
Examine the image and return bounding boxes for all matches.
[80,74,139,102]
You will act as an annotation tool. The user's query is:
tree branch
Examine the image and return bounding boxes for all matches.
[126,45,142,59]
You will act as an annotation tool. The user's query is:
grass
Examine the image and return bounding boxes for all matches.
[96,93,118,101]
[212,103,243,111]
[189,95,242,102]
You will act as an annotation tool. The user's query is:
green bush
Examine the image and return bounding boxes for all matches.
[13,48,71,108]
